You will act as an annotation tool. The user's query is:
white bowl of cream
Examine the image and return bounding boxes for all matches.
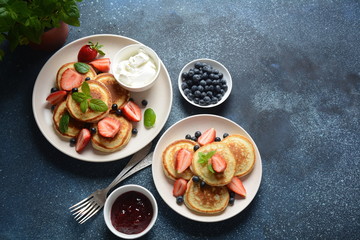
[111,44,161,92]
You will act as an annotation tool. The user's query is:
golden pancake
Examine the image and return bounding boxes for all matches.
[192,142,236,186]
[66,80,112,123]
[52,101,84,139]
[94,73,130,108]
[56,62,97,90]
[222,135,255,177]
[162,139,197,181]
[91,114,132,152]
[184,179,229,214]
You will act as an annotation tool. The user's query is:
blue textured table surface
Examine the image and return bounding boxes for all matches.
[1,1,359,239]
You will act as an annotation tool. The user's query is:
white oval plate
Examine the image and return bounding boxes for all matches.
[32,34,172,162]
[152,114,262,222]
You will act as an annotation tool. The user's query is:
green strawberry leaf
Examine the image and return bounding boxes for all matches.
[89,99,108,112]
[80,100,88,113]
[59,112,70,133]
[198,151,216,164]
[74,62,90,74]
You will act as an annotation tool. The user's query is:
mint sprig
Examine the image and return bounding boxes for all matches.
[72,82,108,113]
[74,62,90,74]
[59,112,70,133]
[198,151,216,164]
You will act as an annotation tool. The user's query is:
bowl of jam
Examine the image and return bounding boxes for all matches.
[104,184,158,239]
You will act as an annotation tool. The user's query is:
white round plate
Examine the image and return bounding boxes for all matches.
[152,114,262,222]
[32,34,172,162]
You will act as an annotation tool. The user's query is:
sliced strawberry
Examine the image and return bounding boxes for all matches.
[121,101,142,122]
[209,153,227,173]
[46,90,67,105]
[78,41,105,62]
[172,178,188,197]
[197,128,216,146]
[60,68,83,91]
[175,149,193,173]
[75,128,91,153]
[89,58,111,72]
[227,177,246,198]
[97,117,121,138]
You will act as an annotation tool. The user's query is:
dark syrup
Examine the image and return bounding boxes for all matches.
[111,191,153,235]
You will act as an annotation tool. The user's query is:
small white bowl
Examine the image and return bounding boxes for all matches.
[104,184,158,239]
[111,44,161,92]
[178,58,232,108]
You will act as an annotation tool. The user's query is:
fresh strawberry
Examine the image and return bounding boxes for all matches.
[77,41,105,62]
[209,153,227,173]
[75,128,91,153]
[175,149,193,173]
[97,117,121,138]
[197,128,216,146]
[46,90,67,105]
[60,68,83,91]
[89,58,111,72]
[121,101,142,122]
[227,177,246,198]
[172,178,188,197]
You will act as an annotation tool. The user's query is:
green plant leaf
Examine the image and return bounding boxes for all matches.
[144,108,156,128]
[207,163,215,173]
[80,100,88,113]
[59,112,70,133]
[198,151,216,164]
[89,99,108,112]
[72,92,90,103]
[74,62,90,74]
[81,81,91,96]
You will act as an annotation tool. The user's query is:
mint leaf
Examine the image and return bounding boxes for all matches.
[198,151,216,164]
[89,99,108,112]
[59,112,70,133]
[80,100,88,113]
[81,81,91,96]
[207,163,215,173]
[74,62,90,74]
[72,92,91,103]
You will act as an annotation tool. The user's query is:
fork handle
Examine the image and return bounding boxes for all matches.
[106,143,152,190]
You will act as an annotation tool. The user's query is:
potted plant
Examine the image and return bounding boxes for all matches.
[0,0,83,60]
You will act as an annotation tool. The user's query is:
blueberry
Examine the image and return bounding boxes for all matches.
[192,175,200,182]
[176,196,184,204]
[229,197,235,205]
[85,77,90,81]
[132,128,138,135]
[51,105,56,111]
[220,79,227,85]
[219,73,223,79]
[213,74,220,80]
[115,109,122,116]
[223,133,229,138]
[207,91,213,97]
[215,85,222,93]
[192,74,201,83]
[50,87,58,93]
[211,97,219,104]
[186,80,193,86]
[214,137,221,142]
[223,84,228,91]
[201,72,208,80]
[181,82,188,90]
[70,138,76,145]
[208,85,214,91]
[194,98,200,104]
[229,191,235,198]
[188,70,194,78]
[197,85,204,92]
[199,99,205,105]
[194,131,202,138]
[184,88,191,95]
[191,136,197,142]
[193,68,200,74]
[194,90,201,97]
[216,93,223,100]
[141,99,148,106]
[186,93,194,100]
[191,85,198,92]
[112,103,118,111]
[212,69,219,74]
[209,73,215,79]
[185,134,192,139]
[199,80,206,86]
[193,145,200,151]
[182,72,188,80]
[90,127,96,134]
[194,62,203,69]
[206,79,212,85]
[72,88,78,93]
[200,181,206,187]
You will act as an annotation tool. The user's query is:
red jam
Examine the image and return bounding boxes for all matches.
[111,191,153,235]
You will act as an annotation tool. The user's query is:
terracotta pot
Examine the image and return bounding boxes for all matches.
[29,22,69,51]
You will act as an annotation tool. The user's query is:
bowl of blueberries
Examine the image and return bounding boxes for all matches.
[178,59,232,108]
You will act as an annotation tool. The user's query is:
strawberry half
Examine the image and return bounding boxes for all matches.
[197,128,216,146]
[77,41,105,62]
[209,153,227,173]
[173,178,188,197]
[121,101,142,122]
[97,117,121,138]
[46,90,67,105]
[75,128,91,153]
[60,68,83,91]
[89,58,111,72]
[227,177,246,198]
[175,149,193,173]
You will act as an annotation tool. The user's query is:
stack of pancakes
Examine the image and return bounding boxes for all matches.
[53,62,132,153]
[162,135,255,214]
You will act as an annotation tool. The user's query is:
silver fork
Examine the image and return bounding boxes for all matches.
[69,143,153,224]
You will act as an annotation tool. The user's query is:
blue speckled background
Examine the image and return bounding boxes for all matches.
[1,0,359,239]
